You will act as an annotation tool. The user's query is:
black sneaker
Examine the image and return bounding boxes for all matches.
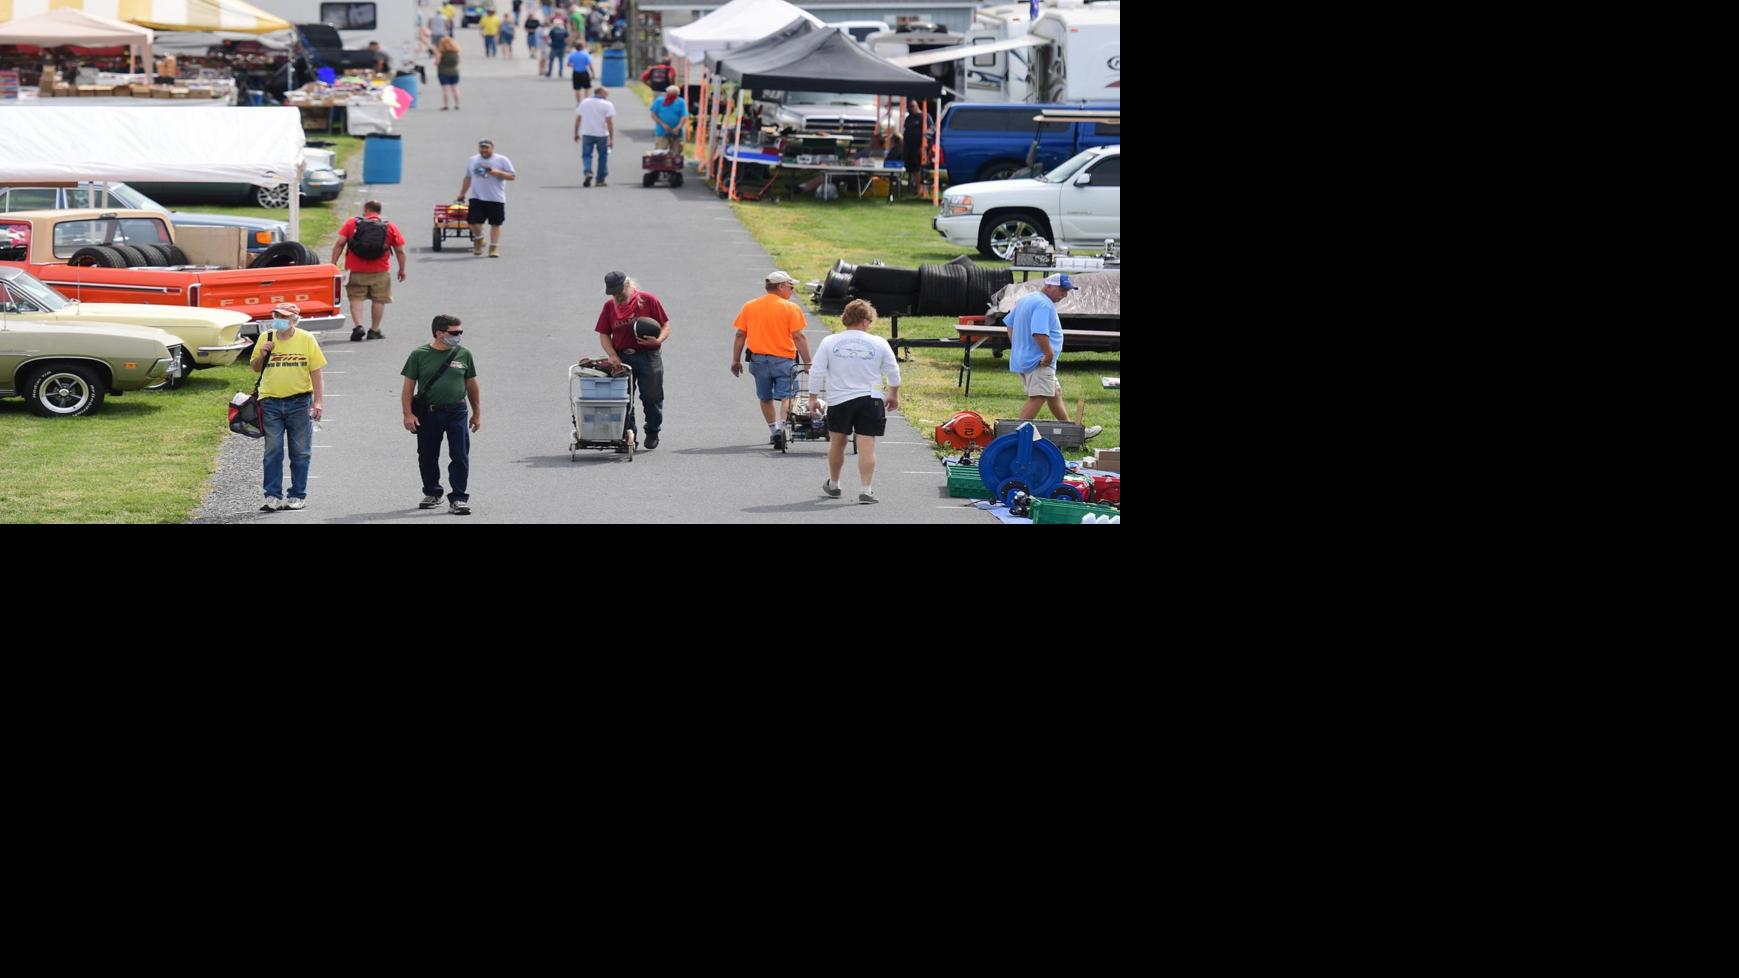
[770,429,785,451]
[644,433,659,450]
[419,494,443,509]
[349,327,365,342]
[583,175,593,187]
[366,329,384,340]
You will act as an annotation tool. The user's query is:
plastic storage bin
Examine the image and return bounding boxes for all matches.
[1027,497,1119,525]
[577,376,630,400]
[576,400,628,441]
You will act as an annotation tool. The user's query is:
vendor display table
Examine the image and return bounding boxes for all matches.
[721,146,905,202]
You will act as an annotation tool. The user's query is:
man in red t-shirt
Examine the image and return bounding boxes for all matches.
[331,200,408,341]
[593,270,671,451]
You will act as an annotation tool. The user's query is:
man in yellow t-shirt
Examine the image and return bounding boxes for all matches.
[249,302,328,512]
[730,270,812,450]
[481,11,502,57]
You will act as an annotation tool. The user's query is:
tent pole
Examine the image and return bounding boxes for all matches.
[728,87,746,201]
[696,72,708,163]
[289,161,302,242]
[932,98,941,205]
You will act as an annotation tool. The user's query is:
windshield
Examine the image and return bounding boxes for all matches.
[107,184,170,214]
[783,91,877,107]
[2,271,71,312]
[1041,149,1103,184]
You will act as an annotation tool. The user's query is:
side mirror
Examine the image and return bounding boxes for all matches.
[1074,174,1093,186]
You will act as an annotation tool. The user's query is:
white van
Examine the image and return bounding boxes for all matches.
[251,1,421,74]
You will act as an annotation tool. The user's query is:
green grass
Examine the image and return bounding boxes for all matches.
[182,135,365,248]
[0,139,369,524]
[730,195,1120,457]
[0,362,259,523]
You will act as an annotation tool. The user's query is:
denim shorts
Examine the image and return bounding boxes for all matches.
[748,353,796,401]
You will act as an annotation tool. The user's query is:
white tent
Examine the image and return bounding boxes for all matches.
[0,0,291,34]
[0,8,153,73]
[0,106,311,238]
[664,0,821,67]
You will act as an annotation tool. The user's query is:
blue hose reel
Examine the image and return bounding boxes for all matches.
[978,423,1078,509]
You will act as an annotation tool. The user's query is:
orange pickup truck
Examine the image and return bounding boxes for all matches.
[0,209,343,337]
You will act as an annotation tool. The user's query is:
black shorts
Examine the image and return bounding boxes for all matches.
[467,199,506,226]
[827,395,886,437]
[572,71,591,91]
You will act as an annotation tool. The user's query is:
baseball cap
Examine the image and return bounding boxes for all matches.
[478,139,494,148]
[1043,273,1079,290]
[273,302,302,318]
[604,271,627,294]
[765,270,796,285]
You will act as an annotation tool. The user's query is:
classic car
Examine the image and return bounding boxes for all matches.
[1,317,183,417]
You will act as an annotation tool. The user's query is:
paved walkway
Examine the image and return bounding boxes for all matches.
[196,29,988,524]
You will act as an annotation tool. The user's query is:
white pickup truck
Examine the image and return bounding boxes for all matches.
[933,145,1120,260]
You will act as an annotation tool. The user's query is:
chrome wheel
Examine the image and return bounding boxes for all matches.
[38,371,94,414]
[989,219,1042,261]
[254,183,292,208]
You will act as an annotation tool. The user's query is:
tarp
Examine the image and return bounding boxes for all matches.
[0,0,291,34]
[992,272,1120,317]
[0,8,151,67]
[665,0,821,66]
[149,27,294,54]
[0,106,305,186]
[716,28,942,98]
[703,16,813,73]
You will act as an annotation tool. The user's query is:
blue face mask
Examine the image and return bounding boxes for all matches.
[272,317,291,330]
[442,333,462,348]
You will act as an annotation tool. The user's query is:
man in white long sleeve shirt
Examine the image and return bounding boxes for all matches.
[809,299,901,504]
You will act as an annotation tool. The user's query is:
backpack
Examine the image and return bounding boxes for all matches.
[350,218,390,260]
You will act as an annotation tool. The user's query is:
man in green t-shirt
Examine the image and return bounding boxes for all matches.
[401,314,483,515]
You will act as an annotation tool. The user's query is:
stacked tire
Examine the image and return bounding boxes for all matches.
[849,263,919,317]
[249,242,321,268]
[808,257,1017,318]
[69,244,195,268]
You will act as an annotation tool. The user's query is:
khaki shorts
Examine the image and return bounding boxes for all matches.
[654,134,682,152]
[345,270,393,303]
[1021,365,1060,397]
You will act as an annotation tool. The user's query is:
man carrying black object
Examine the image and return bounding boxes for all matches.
[401,315,482,515]
[593,271,671,451]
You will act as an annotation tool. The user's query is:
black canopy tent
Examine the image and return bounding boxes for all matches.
[698,18,817,168]
[710,28,944,200]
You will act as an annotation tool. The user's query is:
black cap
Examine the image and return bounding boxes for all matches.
[604,271,627,294]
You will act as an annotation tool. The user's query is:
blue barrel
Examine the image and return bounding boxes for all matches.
[601,48,627,87]
[364,133,403,184]
[392,71,418,109]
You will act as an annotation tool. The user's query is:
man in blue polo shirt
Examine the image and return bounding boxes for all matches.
[1006,273,1102,438]
[650,85,687,152]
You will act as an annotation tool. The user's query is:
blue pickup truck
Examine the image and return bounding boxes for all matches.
[939,102,1121,184]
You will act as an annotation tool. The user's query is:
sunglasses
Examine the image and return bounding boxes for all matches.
[443,329,464,336]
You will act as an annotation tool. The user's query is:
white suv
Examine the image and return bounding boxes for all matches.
[933,145,1120,260]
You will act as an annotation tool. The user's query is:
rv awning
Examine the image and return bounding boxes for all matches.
[890,34,1050,69]
[0,0,292,34]
[0,8,152,67]
[0,106,305,186]
[665,0,822,66]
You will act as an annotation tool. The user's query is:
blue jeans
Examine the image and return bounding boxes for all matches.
[484,35,497,56]
[748,353,796,401]
[547,43,566,75]
[417,404,471,502]
[619,348,663,437]
[581,134,609,180]
[262,392,313,500]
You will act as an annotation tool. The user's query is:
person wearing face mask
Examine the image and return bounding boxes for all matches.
[401,314,482,515]
[248,303,327,513]
[650,84,687,153]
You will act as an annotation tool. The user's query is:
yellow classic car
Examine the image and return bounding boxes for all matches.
[0,265,250,382]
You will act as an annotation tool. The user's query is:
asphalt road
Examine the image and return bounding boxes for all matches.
[196,29,988,525]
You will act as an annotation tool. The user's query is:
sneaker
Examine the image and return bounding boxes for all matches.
[644,433,659,450]
[259,496,281,512]
[450,499,471,516]
[596,179,607,187]
[472,240,485,256]
[822,479,841,498]
[419,494,443,509]
[858,490,879,504]
[366,329,385,340]
[489,246,500,258]
[583,175,593,187]
[284,497,306,511]
[350,327,366,342]
[1083,424,1104,440]
[771,429,786,451]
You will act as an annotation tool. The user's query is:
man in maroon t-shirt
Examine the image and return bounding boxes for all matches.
[331,200,409,341]
[593,270,671,451]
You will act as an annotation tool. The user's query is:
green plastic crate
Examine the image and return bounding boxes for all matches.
[946,464,986,498]
[1027,497,1120,524]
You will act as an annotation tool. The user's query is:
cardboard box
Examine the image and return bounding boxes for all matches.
[133,88,154,98]
[170,87,189,99]
[111,84,131,97]
[55,84,74,97]
[993,418,1089,449]
[77,85,103,97]
[152,86,173,98]
[1090,453,1119,473]
[173,226,247,270]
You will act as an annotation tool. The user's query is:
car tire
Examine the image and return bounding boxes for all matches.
[135,244,170,266]
[162,244,191,266]
[290,242,320,265]
[851,264,920,295]
[112,244,151,267]
[977,159,1025,182]
[249,242,307,268]
[851,290,915,317]
[68,246,130,268]
[978,210,1051,261]
[917,264,970,316]
[25,362,107,417]
[253,183,293,208]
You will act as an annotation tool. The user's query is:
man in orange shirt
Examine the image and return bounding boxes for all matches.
[731,270,812,451]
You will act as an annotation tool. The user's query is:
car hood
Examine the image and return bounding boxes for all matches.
[944,178,1054,198]
[62,304,250,331]
[1,316,180,348]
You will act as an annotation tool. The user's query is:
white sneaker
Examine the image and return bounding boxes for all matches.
[259,497,281,512]
[858,490,878,504]
[284,497,306,511]
[1083,425,1104,440]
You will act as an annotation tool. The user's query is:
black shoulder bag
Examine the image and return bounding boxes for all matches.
[411,348,462,418]
[227,331,271,438]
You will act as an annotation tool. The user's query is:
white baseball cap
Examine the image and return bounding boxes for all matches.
[765,270,796,285]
